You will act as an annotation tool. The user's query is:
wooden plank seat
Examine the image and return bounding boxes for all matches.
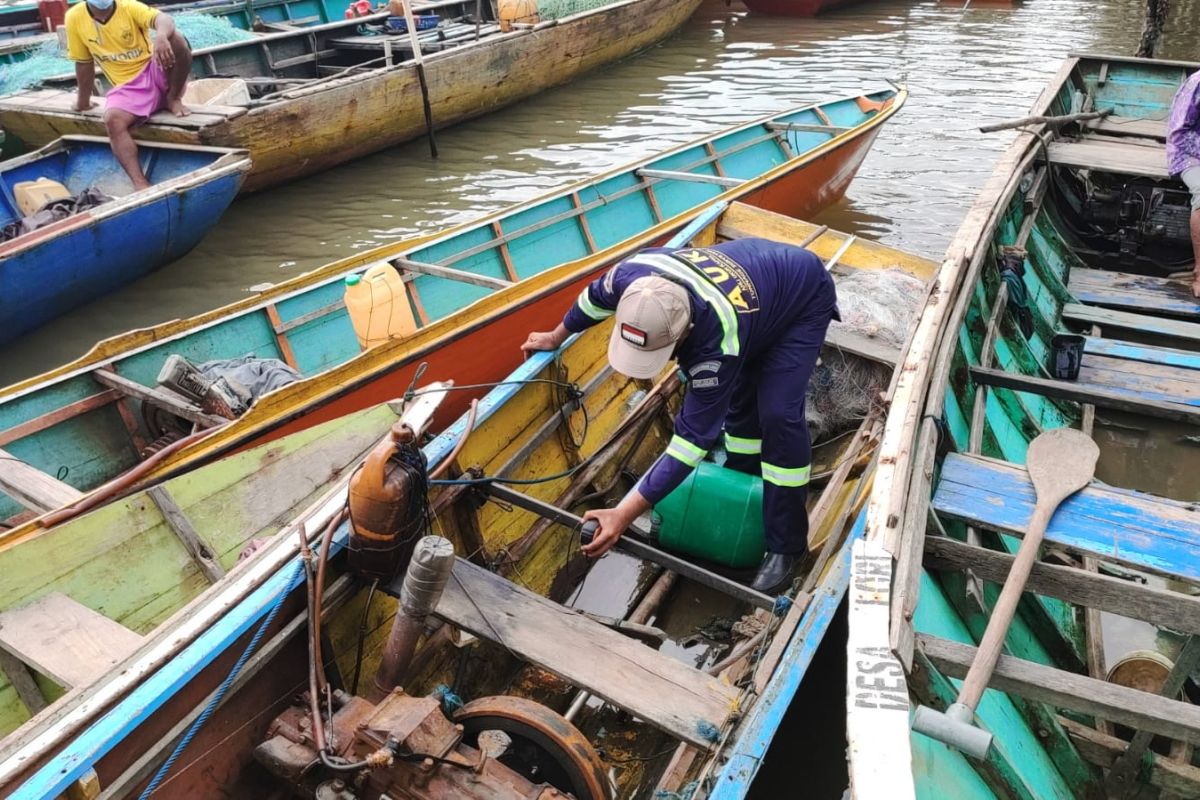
[1076,352,1200,407]
[1084,336,1200,371]
[1069,268,1200,320]
[1064,303,1200,347]
[932,452,1200,582]
[1083,115,1167,140]
[1046,139,1169,179]
[0,592,142,714]
[434,558,739,749]
[2,89,240,128]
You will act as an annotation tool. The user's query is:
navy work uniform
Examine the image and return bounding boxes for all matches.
[561,237,839,569]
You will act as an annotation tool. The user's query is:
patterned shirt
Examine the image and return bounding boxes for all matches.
[1167,70,1200,177]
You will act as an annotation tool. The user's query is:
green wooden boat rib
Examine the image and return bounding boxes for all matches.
[848,53,1200,800]
[0,91,903,547]
[0,203,937,799]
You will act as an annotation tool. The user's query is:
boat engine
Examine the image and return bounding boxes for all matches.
[1072,174,1194,274]
[254,690,610,800]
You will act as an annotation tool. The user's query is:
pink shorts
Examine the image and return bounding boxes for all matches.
[105,58,169,120]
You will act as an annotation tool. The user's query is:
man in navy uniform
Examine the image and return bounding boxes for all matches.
[522,238,838,594]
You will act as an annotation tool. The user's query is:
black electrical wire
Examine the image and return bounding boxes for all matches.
[349,578,379,696]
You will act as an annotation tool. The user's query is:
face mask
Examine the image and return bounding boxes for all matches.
[87,0,115,11]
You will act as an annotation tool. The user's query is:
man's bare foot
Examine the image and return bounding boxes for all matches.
[1192,271,1200,299]
[131,178,152,191]
[167,98,190,117]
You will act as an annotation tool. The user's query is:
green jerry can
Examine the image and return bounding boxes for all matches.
[653,461,765,568]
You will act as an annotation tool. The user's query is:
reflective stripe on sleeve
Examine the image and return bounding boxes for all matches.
[724,434,762,455]
[576,290,613,321]
[633,253,740,357]
[761,462,811,487]
[665,434,707,468]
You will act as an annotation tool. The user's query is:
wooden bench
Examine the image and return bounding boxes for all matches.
[1075,353,1200,408]
[1084,336,1200,371]
[434,558,739,749]
[0,592,142,714]
[931,452,1200,582]
[1083,115,1167,141]
[1064,303,1200,347]
[1046,139,1169,179]
[1070,268,1200,320]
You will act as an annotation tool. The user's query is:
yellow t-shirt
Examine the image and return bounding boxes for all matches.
[65,0,159,87]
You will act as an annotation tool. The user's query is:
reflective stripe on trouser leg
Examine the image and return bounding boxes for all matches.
[724,434,762,455]
[760,462,811,487]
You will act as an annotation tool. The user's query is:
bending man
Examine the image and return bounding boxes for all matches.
[522,238,838,594]
[1167,68,1200,297]
[67,0,191,190]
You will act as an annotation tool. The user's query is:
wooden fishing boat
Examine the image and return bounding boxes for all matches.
[0,201,938,799]
[0,93,904,551]
[0,0,380,67]
[0,0,703,192]
[847,53,1200,800]
[0,135,249,345]
[740,0,867,17]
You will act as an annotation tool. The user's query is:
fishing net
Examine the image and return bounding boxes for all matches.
[806,268,925,442]
[0,13,255,96]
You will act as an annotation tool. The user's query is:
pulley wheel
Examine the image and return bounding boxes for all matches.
[142,401,191,442]
[455,695,609,800]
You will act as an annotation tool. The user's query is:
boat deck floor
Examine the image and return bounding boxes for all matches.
[430,557,739,749]
[932,452,1200,583]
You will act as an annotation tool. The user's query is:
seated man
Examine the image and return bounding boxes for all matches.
[66,0,191,190]
[1167,68,1200,297]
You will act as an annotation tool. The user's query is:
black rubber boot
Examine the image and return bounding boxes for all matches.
[750,551,796,594]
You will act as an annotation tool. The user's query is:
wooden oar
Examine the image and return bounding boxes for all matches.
[401,0,438,158]
[911,427,1099,758]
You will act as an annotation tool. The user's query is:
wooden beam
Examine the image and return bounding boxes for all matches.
[434,558,739,749]
[569,192,598,253]
[1060,716,1200,797]
[969,365,1200,425]
[969,284,1009,453]
[272,298,345,335]
[490,221,520,283]
[0,448,83,513]
[1046,139,1169,179]
[824,326,902,367]
[392,256,512,290]
[918,633,1200,745]
[92,369,227,429]
[146,486,226,584]
[889,419,937,672]
[765,121,849,135]
[637,168,745,189]
[263,304,300,370]
[925,536,1200,635]
[0,648,47,714]
[0,390,121,448]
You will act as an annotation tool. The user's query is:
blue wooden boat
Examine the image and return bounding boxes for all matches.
[0,92,903,548]
[848,53,1200,800]
[0,201,938,798]
[0,135,249,345]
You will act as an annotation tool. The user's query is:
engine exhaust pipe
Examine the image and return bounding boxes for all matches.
[371,535,456,701]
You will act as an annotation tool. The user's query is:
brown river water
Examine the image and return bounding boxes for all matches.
[2,0,1199,795]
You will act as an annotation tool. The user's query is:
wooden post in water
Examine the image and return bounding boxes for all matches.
[402,0,438,158]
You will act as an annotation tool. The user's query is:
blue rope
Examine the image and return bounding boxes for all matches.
[695,720,721,744]
[138,560,305,799]
[430,684,464,716]
[772,595,792,616]
[655,780,698,799]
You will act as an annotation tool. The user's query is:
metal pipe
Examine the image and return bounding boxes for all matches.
[371,536,456,700]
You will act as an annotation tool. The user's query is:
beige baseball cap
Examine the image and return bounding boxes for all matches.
[608,276,692,379]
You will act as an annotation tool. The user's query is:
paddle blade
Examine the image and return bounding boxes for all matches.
[1026,428,1100,506]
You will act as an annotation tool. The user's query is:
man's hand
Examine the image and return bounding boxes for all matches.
[520,323,569,356]
[580,507,634,558]
[153,34,175,70]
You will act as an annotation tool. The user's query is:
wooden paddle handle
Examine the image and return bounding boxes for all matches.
[956,503,1053,711]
